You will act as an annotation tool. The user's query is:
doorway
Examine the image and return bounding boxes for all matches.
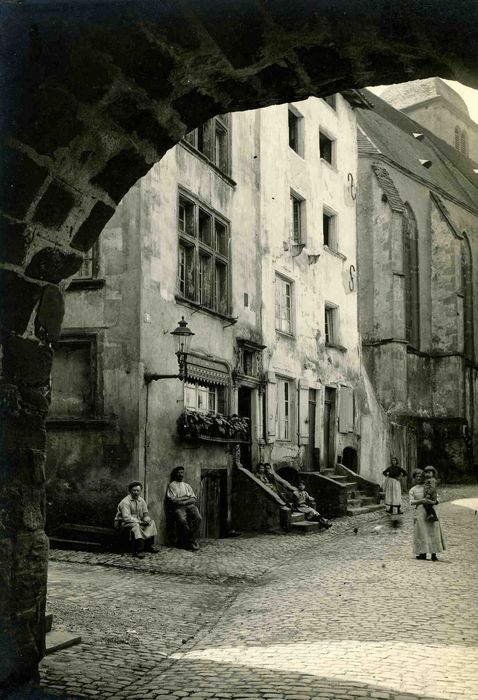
[323,387,337,469]
[238,386,252,469]
[342,446,358,472]
[306,388,320,470]
[200,469,228,539]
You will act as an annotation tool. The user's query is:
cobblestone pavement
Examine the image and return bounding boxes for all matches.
[39,485,478,700]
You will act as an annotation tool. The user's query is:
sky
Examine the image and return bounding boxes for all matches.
[369,80,478,124]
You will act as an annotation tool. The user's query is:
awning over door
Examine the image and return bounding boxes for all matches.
[187,356,230,386]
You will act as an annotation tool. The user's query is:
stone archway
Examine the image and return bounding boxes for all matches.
[2,0,478,691]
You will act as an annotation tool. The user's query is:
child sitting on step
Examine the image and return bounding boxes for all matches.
[293,481,332,528]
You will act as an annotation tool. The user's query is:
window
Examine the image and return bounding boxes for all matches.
[184,114,231,174]
[291,193,305,243]
[75,242,98,279]
[177,192,230,315]
[320,131,335,165]
[461,129,468,156]
[403,204,420,348]
[184,382,226,414]
[275,275,293,334]
[50,337,96,417]
[325,304,338,345]
[288,106,303,156]
[323,209,337,252]
[322,94,336,109]
[277,377,293,440]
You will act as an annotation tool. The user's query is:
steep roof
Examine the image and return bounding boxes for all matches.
[380,78,469,117]
[357,89,478,212]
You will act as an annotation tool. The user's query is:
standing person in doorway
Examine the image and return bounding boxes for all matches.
[166,466,202,551]
[383,457,408,514]
[409,468,446,561]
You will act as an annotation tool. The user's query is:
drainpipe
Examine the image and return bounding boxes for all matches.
[297,379,301,449]
[143,381,150,503]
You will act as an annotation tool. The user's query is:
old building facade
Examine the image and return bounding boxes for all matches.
[46,92,388,542]
[356,88,478,482]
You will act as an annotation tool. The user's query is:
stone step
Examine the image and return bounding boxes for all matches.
[45,630,82,656]
[346,504,384,516]
[49,537,102,552]
[290,520,321,533]
[45,613,53,634]
[291,512,306,522]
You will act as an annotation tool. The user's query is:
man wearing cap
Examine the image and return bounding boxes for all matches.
[166,466,202,551]
[114,481,159,558]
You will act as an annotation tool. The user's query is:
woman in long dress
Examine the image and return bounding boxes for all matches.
[383,457,407,514]
[409,468,446,561]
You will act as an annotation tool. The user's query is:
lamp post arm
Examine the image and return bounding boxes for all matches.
[144,372,180,383]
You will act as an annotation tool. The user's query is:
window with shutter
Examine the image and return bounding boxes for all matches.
[339,385,354,433]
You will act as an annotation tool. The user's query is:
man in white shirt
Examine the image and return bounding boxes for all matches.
[114,481,159,558]
[166,466,202,551]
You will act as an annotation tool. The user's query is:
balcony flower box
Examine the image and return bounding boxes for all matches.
[177,408,250,443]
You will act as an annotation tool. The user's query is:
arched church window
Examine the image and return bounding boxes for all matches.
[403,204,420,349]
[461,235,474,360]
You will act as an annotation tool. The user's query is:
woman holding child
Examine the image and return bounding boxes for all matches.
[409,467,446,561]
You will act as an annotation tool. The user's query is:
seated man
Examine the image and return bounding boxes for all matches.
[293,480,332,528]
[114,481,159,558]
[166,466,202,551]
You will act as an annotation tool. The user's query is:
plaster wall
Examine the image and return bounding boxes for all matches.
[45,187,144,527]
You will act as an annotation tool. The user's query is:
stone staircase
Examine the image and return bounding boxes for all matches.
[290,511,323,533]
[321,467,382,516]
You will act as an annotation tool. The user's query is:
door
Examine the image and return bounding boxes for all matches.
[307,388,320,470]
[238,386,252,469]
[323,387,337,469]
[200,469,228,539]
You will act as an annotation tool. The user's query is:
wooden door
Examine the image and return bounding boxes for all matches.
[200,469,227,539]
[323,387,336,469]
[307,389,319,470]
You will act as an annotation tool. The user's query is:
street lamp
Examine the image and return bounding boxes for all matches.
[144,317,195,383]
[143,317,195,500]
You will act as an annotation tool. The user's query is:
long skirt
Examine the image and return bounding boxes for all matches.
[413,505,445,555]
[385,477,402,507]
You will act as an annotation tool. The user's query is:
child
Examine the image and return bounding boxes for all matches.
[422,466,439,522]
[293,480,332,528]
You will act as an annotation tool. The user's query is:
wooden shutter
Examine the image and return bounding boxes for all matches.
[266,372,277,441]
[339,385,354,433]
[298,383,309,445]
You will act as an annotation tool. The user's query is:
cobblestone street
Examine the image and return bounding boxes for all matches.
[39,486,478,700]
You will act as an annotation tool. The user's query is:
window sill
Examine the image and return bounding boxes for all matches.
[289,147,305,160]
[326,342,347,353]
[66,278,106,291]
[179,141,237,187]
[323,246,346,261]
[46,417,113,430]
[175,295,237,324]
[321,159,337,172]
[275,330,296,340]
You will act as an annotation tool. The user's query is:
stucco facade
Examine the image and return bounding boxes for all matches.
[357,89,478,482]
[46,94,387,543]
